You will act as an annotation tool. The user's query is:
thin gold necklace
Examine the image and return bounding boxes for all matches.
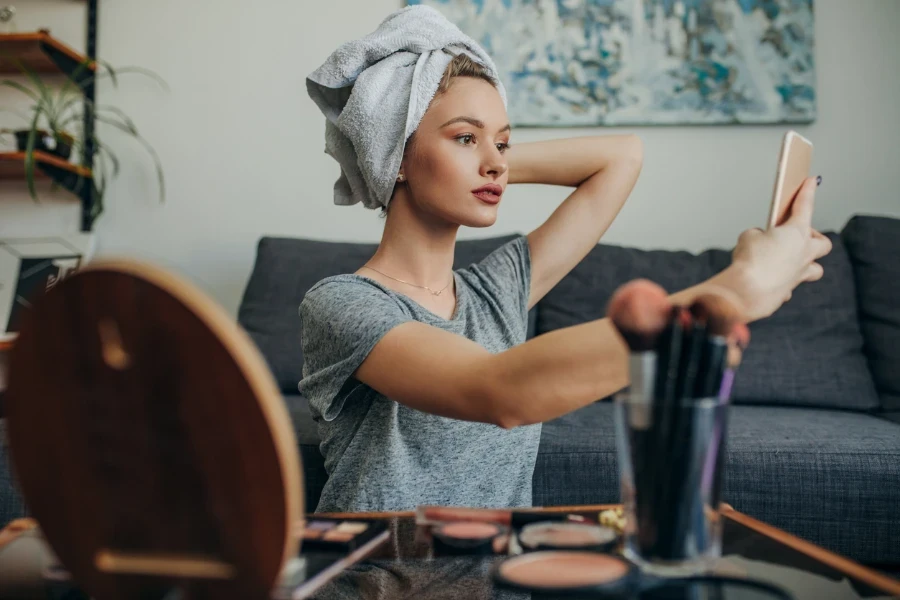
[361,265,453,296]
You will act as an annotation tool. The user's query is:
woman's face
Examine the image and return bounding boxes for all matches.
[398,77,511,228]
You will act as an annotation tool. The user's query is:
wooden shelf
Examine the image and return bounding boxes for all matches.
[0,151,91,181]
[0,335,15,352]
[0,31,94,77]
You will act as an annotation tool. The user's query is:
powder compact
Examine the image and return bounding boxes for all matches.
[432,521,507,556]
[493,551,637,598]
[299,518,388,553]
[518,521,618,553]
[491,551,795,599]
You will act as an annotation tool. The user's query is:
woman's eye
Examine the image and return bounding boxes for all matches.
[456,134,475,145]
[497,142,510,153]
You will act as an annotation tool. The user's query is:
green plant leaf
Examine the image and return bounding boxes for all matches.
[91,182,104,220]
[94,113,139,137]
[60,63,170,97]
[58,112,85,132]
[93,116,165,203]
[94,139,109,206]
[23,111,41,202]
[5,65,69,130]
[94,139,121,179]
[95,105,140,135]
[22,68,58,118]
[6,62,168,212]
[97,62,169,92]
[1,79,40,103]
[0,107,33,122]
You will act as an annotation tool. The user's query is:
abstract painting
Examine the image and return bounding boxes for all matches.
[408,0,816,126]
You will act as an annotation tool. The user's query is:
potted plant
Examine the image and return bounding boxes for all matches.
[0,60,167,221]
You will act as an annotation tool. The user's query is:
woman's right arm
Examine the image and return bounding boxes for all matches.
[354,276,728,429]
[354,177,831,428]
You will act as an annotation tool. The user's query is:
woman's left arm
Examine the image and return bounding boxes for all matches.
[507,135,643,309]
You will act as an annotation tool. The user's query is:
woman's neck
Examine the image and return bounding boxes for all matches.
[366,194,458,289]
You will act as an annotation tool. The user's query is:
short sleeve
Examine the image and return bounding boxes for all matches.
[298,279,410,421]
[461,235,532,337]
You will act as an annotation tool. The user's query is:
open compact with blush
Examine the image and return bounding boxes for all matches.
[298,517,388,553]
[492,551,795,599]
[415,506,795,600]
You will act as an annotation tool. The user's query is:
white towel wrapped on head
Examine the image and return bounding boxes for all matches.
[306,5,507,210]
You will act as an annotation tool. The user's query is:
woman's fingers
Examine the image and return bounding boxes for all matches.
[786,177,818,230]
[738,227,763,242]
[809,230,833,260]
[804,262,824,282]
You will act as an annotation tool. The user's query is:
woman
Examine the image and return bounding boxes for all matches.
[300,7,831,513]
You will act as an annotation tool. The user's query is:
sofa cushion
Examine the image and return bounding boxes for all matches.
[0,420,27,526]
[534,233,880,411]
[534,402,900,563]
[841,215,900,411]
[238,234,535,392]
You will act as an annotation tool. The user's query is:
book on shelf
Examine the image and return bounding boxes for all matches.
[0,234,95,339]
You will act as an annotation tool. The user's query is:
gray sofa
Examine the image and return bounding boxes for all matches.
[0,216,896,566]
[236,213,900,565]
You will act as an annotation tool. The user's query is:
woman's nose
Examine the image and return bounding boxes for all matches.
[482,150,508,178]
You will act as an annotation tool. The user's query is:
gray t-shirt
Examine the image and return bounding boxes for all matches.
[298,235,541,513]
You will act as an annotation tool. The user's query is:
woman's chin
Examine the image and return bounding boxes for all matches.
[459,215,498,228]
[458,205,499,228]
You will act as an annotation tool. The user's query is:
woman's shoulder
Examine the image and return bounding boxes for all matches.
[306,273,380,295]
[456,234,531,286]
[300,274,403,318]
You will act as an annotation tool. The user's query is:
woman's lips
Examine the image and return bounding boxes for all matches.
[472,184,503,205]
[473,191,501,204]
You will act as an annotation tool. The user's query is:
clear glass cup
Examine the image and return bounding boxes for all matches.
[614,391,731,576]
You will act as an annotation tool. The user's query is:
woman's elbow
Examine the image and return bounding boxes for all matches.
[492,409,528,430]
[620,134,644,167]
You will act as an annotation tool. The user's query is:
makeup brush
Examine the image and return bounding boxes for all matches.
[607,280,672,554]
[717,323,750,399]
[607,280,671,430]
[607,279,672,353]
[662,294,744,558]
[635,304,689,557]
[689,294,744,399]
[705,324,752,543]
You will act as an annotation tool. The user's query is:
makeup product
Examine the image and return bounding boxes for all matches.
[37,519,392,600]
[641,305,689,556]
[607,281,673,559]
[607,280,671,430]
[492,551,794,600]
[432,521,504,556]
[416,505,576,528]
[518,522,617,554]
[299,518,388,553]
[691,295,744,399]
[493,551,637,598]
[661,294,743,557]
[612,285,750,575]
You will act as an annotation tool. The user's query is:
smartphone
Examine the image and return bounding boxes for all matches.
[767,130,813,230]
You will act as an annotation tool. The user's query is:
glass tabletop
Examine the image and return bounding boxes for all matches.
[298,506,900,600]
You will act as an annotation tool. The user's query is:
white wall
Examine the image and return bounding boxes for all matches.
[1,0,898,316]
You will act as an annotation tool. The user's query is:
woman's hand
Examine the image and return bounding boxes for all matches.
[716,176,832,322]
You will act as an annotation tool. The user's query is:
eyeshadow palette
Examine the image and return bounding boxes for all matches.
[299,518,389,553]
[0,518,391,600]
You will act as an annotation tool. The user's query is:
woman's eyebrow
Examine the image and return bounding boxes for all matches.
[440,116,511,133]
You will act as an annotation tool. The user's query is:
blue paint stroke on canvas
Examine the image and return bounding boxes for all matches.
[407,0,816,125]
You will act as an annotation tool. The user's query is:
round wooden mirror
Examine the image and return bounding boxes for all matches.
[5,259,303,599]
